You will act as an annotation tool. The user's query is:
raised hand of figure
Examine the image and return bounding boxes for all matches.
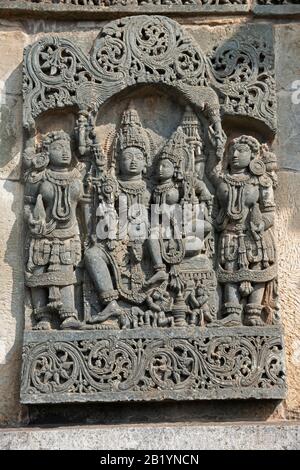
[208,125,226,160]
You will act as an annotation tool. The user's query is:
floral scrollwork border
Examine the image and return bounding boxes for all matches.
[21,328,286,403]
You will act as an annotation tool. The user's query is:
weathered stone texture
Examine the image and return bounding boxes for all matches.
[0,14,299,425]
[0,180,25,425]
[276,171,300,416]
[275,25,300,171]
[273,25,300,419]
[0,28,27,181]
[0,422,299,450]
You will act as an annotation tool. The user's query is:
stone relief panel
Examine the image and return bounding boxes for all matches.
[20,15,285,404]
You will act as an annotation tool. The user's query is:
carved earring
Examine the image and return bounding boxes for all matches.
[249,159,266,176]
[34,151,49,170]
[142,166,147,175]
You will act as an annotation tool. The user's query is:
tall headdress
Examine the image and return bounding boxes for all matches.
[158,126,187,178]
[181,106,203,155]
[181,106,204,174]
[158,126,187,168]
[114,106,150,167]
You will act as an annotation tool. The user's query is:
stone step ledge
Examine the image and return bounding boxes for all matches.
[2,1,300,20]
[0,421,299,450]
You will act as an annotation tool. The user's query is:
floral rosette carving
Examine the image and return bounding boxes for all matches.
[84,340,138,390]
[21,333,285,400]
[145,339,198,390]
[25,343,79,394]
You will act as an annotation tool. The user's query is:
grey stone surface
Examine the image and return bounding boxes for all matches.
[21,327,286,403]
[0,5,300,427]
[254,5,300,17]
[0,180,25,425]
[20,15,283,405]
[274,24,300,171]
[0,1,249,21]
[275,92,300,171]
[0,422,299,450]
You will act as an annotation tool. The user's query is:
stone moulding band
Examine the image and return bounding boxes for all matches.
[21,326,286,404]
[0,1,250,18]
[3,1,300,20]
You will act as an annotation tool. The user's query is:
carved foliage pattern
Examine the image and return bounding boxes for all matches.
[22,334,285,397]
[23,16,276,131]
[209,35,275,129]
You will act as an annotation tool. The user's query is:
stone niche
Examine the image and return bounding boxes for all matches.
[20,15,286,405]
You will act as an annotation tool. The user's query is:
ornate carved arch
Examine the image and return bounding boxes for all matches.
[23,15,276,134]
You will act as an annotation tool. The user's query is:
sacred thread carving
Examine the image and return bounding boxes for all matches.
[209,136,278,327]
[24,131,84,330]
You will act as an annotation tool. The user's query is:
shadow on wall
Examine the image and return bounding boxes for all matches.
[0,62,26,426]
[28,400,284,427]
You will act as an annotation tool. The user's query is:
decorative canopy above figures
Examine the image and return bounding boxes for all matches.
[23,15,276,134]
[20,15,285,405]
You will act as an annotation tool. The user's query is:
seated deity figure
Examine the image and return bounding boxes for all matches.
[211,135,277,326]
[146,128,185,283]
[84,108,161,327]
[24,131,84,330]
[147,126,213,280]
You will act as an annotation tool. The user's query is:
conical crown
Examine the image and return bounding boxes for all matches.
[158,126,187,168]
[117,107,148,154]
[181,106,201,141]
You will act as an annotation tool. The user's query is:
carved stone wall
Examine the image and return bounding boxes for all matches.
[0,2,300,425]
[17,14,285,404]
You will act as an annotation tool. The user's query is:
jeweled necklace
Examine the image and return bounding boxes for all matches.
[118,179,146,195]
[46,168,78,186]
[224,172,250,220]
[154,180,175,195]
[46,169,75,222]
[224,172,251,187]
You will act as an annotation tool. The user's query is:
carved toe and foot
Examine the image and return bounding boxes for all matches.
[221,303,243,326]
[91,321,120,330]
[33,320,51,331]
[60,316,82,330]
[244,316,265,326]
[244,304,264,326]
[145,270,168,287]
[220,313,242,327]
[87,300,123,326]
[33,307,52,330]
